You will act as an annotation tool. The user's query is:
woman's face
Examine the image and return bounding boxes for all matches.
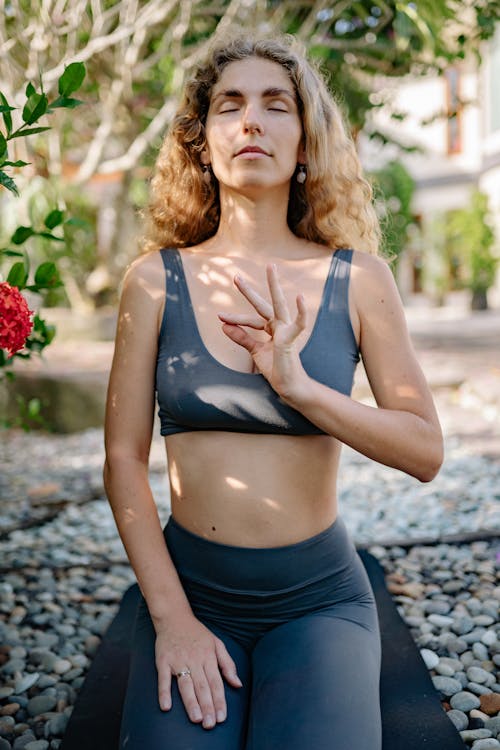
[204,57,304,195]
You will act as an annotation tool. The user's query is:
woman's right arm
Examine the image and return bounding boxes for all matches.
[103,252,241,729]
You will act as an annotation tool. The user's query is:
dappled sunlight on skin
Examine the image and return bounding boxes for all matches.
[396,383,422,400]
[261,496,282,511]
[225,476,248,490]
[165,432,341,546]
[177,249,352,374]
[122,506,139,525]
[198,266,232,287]
[168,458,181,497]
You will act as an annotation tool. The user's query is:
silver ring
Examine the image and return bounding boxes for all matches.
[176,668,191,679]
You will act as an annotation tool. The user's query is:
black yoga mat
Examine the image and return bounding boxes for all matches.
[60,552,466,750]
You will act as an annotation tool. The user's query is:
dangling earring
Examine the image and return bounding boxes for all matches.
[296,164,307,184]
[202,164,212,185]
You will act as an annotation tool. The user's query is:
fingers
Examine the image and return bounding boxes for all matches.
[217,311,266,330]
[221,323,260,355]
[166,641,242,730]
[266,263,290,323]
[158,664,172,711]
[216,638,243,688]
[288,293,307,340]
[233,274,273,321]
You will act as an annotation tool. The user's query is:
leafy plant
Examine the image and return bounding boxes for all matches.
[445,191,498,310]
[0,61,86,428]
[371,160,416,264]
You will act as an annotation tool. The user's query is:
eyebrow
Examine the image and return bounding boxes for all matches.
[212,87,296,104]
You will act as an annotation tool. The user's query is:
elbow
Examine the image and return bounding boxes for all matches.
[415,437,444,483]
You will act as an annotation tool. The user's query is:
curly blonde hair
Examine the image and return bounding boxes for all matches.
[142,34,380,255]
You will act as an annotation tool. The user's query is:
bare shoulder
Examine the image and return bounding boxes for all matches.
[349,250,404,322]
[349,250,396,294]
[123,249,165,290]
[119,251,166,327]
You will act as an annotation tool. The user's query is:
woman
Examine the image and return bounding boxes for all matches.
[104,34,443,750]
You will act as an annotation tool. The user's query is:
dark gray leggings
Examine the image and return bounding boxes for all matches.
[119,515,382,750]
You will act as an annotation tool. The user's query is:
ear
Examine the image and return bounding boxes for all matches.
[200,149,211,166]
[297,143,306,165]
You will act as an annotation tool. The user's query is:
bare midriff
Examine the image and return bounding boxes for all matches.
[165,431,341,548]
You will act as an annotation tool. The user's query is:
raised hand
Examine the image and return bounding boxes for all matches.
[217,264,309,399]
[155,613,242,729]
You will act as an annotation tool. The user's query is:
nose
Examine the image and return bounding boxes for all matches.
[242,103,264,134]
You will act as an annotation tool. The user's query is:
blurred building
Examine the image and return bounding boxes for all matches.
[360,27,500,305]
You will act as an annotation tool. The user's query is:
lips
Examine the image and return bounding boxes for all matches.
[235,146,269,156]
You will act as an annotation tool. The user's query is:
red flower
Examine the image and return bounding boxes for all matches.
[0,281,34,358]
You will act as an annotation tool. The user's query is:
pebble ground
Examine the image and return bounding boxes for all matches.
[0,299,499,749]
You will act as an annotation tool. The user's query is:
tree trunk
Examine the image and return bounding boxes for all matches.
[470,289,488,311]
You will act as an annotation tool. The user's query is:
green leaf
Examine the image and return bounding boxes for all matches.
[34,261,61,288]
[1,160,30,168]
[22,92,48,125]
[8,126,51,139]
[11,226,34,244]
[37,231,64,242]
[0,249,23,257]
[44,209,64,229]
[28,398,42,418]
[32,314,56,344]
[6,262,28,289]
[0,171,19,195]
[58,62,86,97]
[64,217,90,228]
[0,132,6,158]
[25,82,36,98]
[0,93,14,136]
[49,96,83,110]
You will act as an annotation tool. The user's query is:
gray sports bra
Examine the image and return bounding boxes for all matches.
[155,248,359,436]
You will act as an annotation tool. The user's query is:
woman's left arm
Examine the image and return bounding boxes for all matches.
[219,253,443,483]
[284,253,444,482]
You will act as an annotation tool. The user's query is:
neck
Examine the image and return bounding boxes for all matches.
[206,184,302,259]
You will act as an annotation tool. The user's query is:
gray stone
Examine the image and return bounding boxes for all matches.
[0,717,15,734]
[13,737,37,750]
[456,672,469,688]
[426,600,452,615]
[482,631,498,647]
[436,662,456,677]
[468,667,491,684]
[450,691,482,711]
[447,637,469,654]
[420,649,439,669]
[485,718,500,735]
[1,660,26,675]
[52,660,71,676]
[0,738,12,750]
[468,682,493,696]
[432,676,463,697]
[24,742,50,750]
[428,614,454,628]
[471,740,500,750]
[452,616,476,635]
[464,629,487,644]
[26,696,57,718]
[473,643,490,661]
[447,709,468,731]
[443,580,465,594]
[460,729,493,742]
[36,676,57,690]
[45,713,68,736]
[14,673,40,694]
